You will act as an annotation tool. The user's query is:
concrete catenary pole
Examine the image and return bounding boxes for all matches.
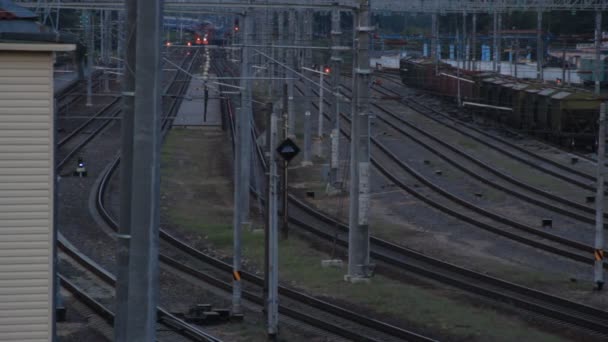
[330,7,342,185]
[497,12,502,74]
[317,66,325,138]
[117,10,124,75]
[346,0,372,282]
[472,13,477,71]
[462,11,467,70]
[103,10,110,92]
[595,11,602,95]
[302,9,313,164]
[123,0,164,339]
[493,10,498,72]
[595,102,606,290]
[233,9,252,315]
[431,13,437,64]
[456,27,462,106]
[287,9,296,138]
[85,10,92,107]
[267,104,280,336]
[536,9,543,81]
[277,11,285,90]
[115,0,136,340]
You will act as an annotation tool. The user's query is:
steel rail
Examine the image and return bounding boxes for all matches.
[57,50,192,172]
[91,50,430,342]
[303,83,603,265]
[372,72,608,223]
[374,74,608,196]
[289,84,608,336]
[341,79,608,228]
[58,98,121,147]
[58,274,115,324]
[57,235,222,342]
[56,49,221,342]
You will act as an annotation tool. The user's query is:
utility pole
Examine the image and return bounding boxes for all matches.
[117,10,124,77]
[471,13,477,71]
[233,9,252,316]
[497,12,502,74]
[302,9,313,165]
[595,102,606,291]
[241,10,252,222]
[267,104,280,336]
[431,13,438,66]
[121,0,164,339]
[462,11,467,71]
[346,0,372,283]
[457,27,462,106]
[277,11,285,90]
[595,11,602,96]
[115,0,136,340]
[514,37,519,78]
[493,10,498,72]
[330,6,342,185]
[103,10,110,92]
[317,66,325,139]
[85,10,92,107]
[287,9,296,138]
[537,9,543,81]
[268,11,275,98]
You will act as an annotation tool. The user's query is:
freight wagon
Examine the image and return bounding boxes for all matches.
[400,57,601,149]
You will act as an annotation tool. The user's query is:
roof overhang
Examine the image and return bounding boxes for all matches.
[0,42,75,52]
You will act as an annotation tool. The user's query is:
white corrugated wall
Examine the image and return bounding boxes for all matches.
[0,51,54,341]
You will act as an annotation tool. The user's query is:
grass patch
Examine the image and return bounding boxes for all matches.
[210,227,567,342]
[162,126,569,342]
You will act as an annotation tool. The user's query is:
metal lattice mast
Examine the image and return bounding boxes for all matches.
[346,0,372,282]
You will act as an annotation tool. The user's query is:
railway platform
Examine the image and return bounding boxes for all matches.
[173,73,221,127]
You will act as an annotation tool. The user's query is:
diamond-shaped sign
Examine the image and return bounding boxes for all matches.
[276,138,300,163]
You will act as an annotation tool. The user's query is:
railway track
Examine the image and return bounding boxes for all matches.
[85,49,437,342]
[374,74,608,205]
[302,82,605,268]
[290,81,608,337]
[55,49,223,341]
[58,234,221,342]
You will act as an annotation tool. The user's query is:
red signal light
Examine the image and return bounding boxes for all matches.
[324,66,331,74]
[187,41,192,47]
[166,41,171,47]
